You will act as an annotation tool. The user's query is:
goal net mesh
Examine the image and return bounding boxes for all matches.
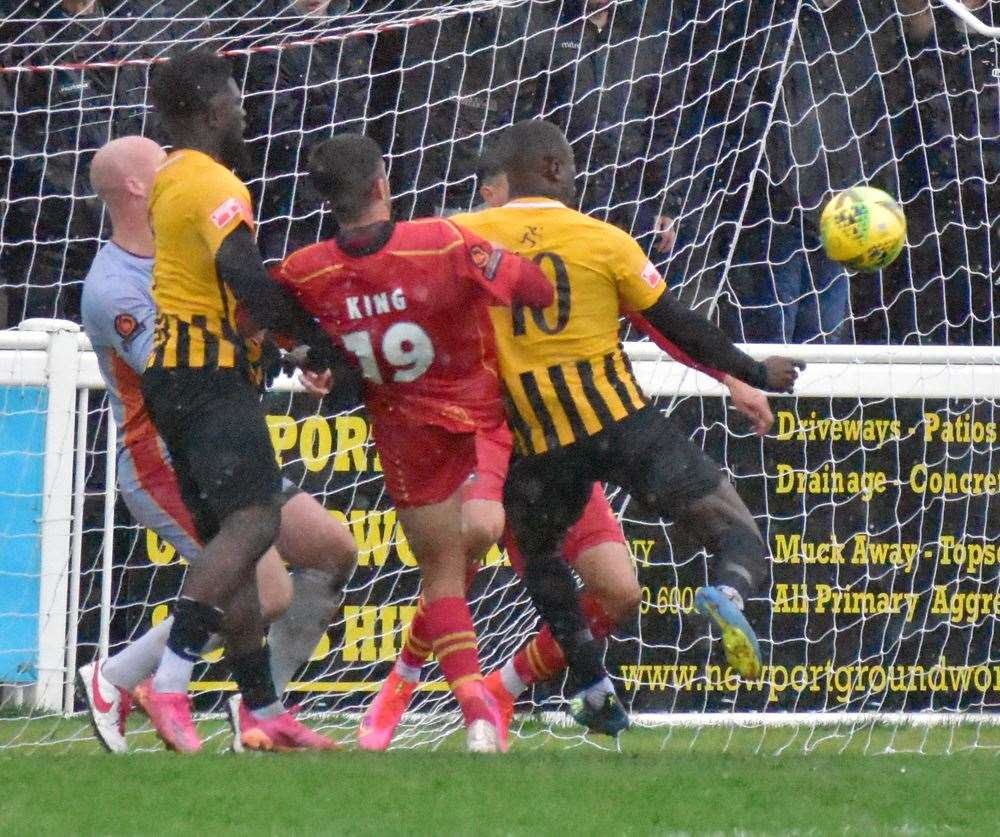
[1,0,1000,754]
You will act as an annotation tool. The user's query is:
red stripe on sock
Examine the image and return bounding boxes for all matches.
[400,598,431,669]
[511,594,617,686]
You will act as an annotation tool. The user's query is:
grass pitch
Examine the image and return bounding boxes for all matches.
[4,721,1000,836]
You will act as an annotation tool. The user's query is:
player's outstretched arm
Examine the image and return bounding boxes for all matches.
[215,224,336,367]
[636,289,805,393]
[626,310,773,434]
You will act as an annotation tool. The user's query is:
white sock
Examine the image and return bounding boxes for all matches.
[152,646,195,694]
[103,618,173,691]
[499,660,527,698]
[394,657,422,683]
[584,676,615,710]
[718,584,744,611]
[250,700,284,720]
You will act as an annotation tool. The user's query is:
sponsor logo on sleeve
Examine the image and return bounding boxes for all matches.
[114,313,145,347]
[210,197,251,230]
[641,261,663,289]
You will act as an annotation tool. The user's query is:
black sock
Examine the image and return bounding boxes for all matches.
[166,597,223,661]
[713,524,768,604]
[230,646,280,711]
[523,553,607,689]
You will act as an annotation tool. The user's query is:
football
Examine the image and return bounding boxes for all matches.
[819,186,907,272]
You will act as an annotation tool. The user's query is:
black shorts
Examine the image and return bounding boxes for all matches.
[141,366,282,542]
[503,405,722,555]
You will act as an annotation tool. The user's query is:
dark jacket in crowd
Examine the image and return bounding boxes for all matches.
[541,1,679,234]
[0,0,146,321]
[239,1,375,256]
[762,0,895,236]
[390,0,556,216]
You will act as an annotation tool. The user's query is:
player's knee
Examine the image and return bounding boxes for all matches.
[278,493,358,583]
[256,550,293,622]
[605,578,642,624]
[688,479,763,541]
[461,501,504,562]
[305,519,358,585]
[462,520,497,556]
[258,578,293,622]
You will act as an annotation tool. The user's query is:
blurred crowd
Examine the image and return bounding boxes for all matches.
[0,0,997,345]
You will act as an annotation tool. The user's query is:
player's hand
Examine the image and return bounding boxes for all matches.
[762,356,805,393]
[299,369,332,399]
[723,374,773,436]
[654,215,677,254]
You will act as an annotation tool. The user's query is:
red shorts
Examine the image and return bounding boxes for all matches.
[504,483,626,576]
[373,419,512,509]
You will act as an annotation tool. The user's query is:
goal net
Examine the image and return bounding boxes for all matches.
[2,0,1000,754]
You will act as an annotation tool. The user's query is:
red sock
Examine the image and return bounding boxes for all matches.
[402,566,480,671]
[400,597,432,669]
[423,597,490,725]
[512,593,615,686]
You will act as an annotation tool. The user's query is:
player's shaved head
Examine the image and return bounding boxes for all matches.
[495,120,576,204]
[308,134,388,224]
[90,135,165,208]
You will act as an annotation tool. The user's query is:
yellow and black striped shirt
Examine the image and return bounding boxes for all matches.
[451,199,666,455]
[147,149,254,371]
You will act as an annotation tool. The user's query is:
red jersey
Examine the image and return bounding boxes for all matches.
[276,217,552,433]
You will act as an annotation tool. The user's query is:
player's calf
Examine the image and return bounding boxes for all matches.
[680,480,767,678]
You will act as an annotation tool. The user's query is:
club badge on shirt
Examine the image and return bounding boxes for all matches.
[114,312,145,347]
[470,244,502,280]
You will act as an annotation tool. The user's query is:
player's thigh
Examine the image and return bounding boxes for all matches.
[460,421,513,559]
[502,449,592,556]
[255,547,293,622]
[117,445,205,562]
[608,406,723,521]
[275,485,357,576]
[563,485,639,622]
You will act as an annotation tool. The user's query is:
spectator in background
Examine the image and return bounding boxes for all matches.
[723,0,893,344]
[240,0,375,257]
[386,1,555,218]
[0,0,145,323]
[542,0,679,253]
[887,0,1000,345]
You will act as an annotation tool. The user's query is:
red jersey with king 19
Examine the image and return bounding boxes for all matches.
[275,217,552,433]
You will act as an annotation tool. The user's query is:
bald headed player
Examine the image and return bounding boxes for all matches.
[453,120,804,732]
[78,136,357,753]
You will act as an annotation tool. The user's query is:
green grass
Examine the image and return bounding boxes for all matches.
[5,721,1000,836]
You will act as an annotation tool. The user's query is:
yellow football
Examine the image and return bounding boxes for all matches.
[819,186,906,272]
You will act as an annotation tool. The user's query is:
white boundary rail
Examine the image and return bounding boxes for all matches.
[2,319,999,713]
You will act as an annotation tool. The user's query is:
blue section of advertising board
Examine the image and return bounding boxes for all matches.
[0,387,47,681]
